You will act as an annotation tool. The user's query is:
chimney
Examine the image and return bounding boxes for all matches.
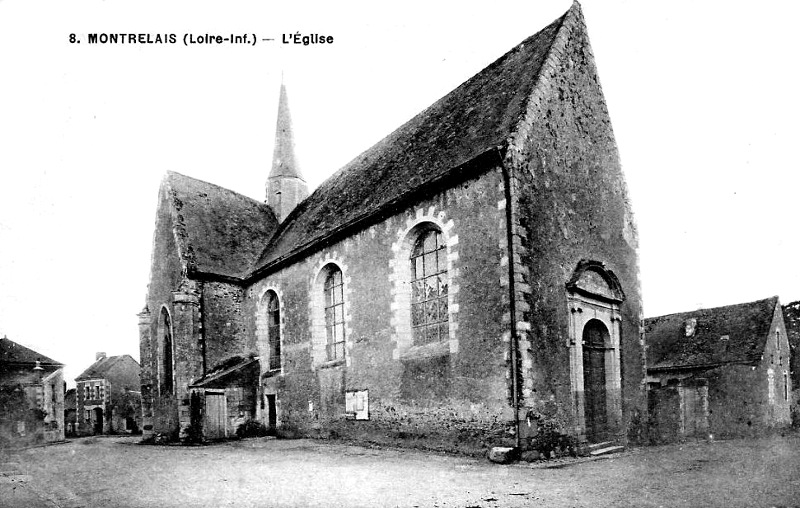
[96,352,106,361]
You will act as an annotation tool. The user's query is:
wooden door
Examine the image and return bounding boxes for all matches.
[204,392,227,440]
[681,385,707,438]
[266,394,277,433]
[583,320,609,442]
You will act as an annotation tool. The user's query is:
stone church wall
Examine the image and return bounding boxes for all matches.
[140,187,185,436]
[202,281,255,370]
[509,11,645,441]
[246,168,514,454]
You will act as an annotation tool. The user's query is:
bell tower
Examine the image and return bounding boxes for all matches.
[267,83,308,222]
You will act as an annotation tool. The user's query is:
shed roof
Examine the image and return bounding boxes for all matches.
[644,296,779,371]
[0,337,62,366]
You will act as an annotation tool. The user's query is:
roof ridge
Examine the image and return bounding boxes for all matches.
[506,3,577,166]
[165,171,272,209]
[0,337,62,365]
[248,7,570,277]
[646,295,779,321]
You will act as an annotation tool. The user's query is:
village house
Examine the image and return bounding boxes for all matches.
[75,353,142,435]
[0,336,64,447]
[644,297,792,443]
[139,2,646,454]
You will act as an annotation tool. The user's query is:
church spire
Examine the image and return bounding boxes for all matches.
[267,82,308,222]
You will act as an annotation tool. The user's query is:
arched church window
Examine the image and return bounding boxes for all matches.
[410,227,448,345]
[324,266,345,361]
[161,308,174,395]
[266,291,281,371]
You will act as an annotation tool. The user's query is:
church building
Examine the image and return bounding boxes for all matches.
[138,2,645,453]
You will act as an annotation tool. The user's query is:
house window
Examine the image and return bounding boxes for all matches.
[324,267,345,361]
[776,329,781,351]
[410,228,449,345]
[94,385,100,399]
[84,384,89,400]
[266,290,281,371]
[161,308,174,395]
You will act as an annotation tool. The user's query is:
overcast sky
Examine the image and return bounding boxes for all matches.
[1,0,799,386]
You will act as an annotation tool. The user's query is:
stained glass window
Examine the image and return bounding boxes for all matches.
[324,267,345,360]
[410,229,448,345]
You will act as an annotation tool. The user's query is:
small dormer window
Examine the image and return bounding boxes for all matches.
[683,318,697,337]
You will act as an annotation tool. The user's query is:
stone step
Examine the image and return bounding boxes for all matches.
[589,445,625,456]
[587,441,614,450]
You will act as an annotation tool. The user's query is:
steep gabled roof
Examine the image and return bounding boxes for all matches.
[163,171,279,279]
[644,297,779,371]
[75,354,139,381]
[250,4,581,274]
[0,337,62,366]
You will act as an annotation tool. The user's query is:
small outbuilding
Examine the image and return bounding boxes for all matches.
[645,297,792,442]
[0,336,65,447]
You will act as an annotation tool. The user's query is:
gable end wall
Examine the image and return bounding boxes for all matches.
[508,10,645,441]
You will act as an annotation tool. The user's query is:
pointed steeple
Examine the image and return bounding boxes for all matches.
[267,83,308,222]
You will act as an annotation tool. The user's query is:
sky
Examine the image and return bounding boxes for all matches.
[1,0,799,386]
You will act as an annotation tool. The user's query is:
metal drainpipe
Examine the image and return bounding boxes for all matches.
[500,161,522,451]
[199,285,207,377]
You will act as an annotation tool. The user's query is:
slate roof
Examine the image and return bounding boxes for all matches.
[75,354,138,381]
[164,171,279,279]
[0,337,62,366]
[644,297,779,371]
[250,4,579,274]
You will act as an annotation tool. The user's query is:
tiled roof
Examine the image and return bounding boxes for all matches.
[250,4,579,274]
[164,172,279,278]
[0,337,62,366]
[75,354,138,381]
[644,297,779,371]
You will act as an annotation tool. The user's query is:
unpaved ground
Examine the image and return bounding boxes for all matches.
[1,433,798,508]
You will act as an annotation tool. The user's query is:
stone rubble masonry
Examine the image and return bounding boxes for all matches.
[504,3,645,442]
[244,170,511,453]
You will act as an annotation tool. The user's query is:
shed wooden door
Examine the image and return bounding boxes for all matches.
[204,392,227,440]
[681,385,708,438]
[583,320,609,442]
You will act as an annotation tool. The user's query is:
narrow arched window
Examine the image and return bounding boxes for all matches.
[785,371,790,402]
[161,308,174,395]
[410,228,448,345]
[266,291,281,371]
[324,266,345,360]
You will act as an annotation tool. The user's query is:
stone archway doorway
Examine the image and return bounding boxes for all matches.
[582,319,609,442]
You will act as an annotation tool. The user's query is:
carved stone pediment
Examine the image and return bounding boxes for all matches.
[566,260,625,303]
